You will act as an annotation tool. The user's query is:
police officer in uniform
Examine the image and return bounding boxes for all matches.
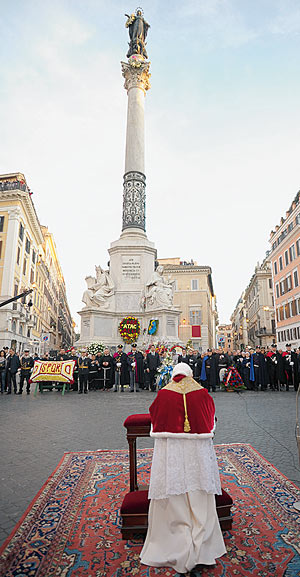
[114,344,129,392]
[78,351,91,394]
[18,350,34,394]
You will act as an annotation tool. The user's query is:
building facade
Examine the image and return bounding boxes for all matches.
[244,258,276,348]
[269,191,300,349]
[217,324,233,351]
[0,173,74,354]
[158,258,218,351]
[231,292,248,350]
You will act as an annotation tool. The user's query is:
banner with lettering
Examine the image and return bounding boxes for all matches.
[119,316,140,343]
[30,360,75,383]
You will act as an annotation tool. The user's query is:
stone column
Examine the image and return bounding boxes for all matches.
[121,57,151,232]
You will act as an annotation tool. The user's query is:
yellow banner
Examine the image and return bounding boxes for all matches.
[30,360,75,383]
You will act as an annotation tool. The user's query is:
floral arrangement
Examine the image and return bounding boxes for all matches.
[87,342,105,355]
[170,344,185,353]
[157,349,174,389]
[221,366,246,392]
[119,316,140,343]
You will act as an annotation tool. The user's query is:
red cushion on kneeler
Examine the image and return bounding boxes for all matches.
[216,488,233,507]
[123,414,151,428]
[121,490,150,514]
[121,488,232,515]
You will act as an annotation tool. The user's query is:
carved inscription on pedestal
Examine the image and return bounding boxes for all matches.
[122,256,141,281]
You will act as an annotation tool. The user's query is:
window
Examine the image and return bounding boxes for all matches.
[279,256,283,271]
[274,261,278,275]
[276,284,279,298]
[297,239,300,257]
[17,246,21,265]
[287,275,292,291]
[280,280,285,296]
[23,258,27,276]
[19,223,24,241]
[285,250,289,266]
[289,244,296,261]
[191,279,198,291]
[0,216,4,232]
[14,284,18,296]
[32,250,36,264]
[0,240,2,259]
[189,309,202,325]
[289,301,293,317]
[30,268,34,284]
[25,238,30,254]
[269,279,273,289]
[294,269,299,287]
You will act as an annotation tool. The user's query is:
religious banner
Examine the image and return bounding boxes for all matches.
[30,360,75,384]
[119,316,140,343]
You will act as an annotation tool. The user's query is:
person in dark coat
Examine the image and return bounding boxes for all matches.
[266,345,279,391]
[6,348,20,394]
[146,344,161,391]
[287,344,299,391]
[78,351,91,394]
[88,354,100,390]
[201,349,219,392]
[99,348,115,389]
[257,347,269,391]
[127,343,144,392]
[187,350,197,378]
[282,344,297,391]
[113,344,128,392]
[177,348,189,365]
[194,353,202,383]
[117,345,130,392]
[218,350,230,383]
[241,352,252,389]
[69,348,79,391]
[56,348,69,361]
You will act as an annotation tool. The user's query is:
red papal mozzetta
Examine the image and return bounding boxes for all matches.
[149,384,216,438]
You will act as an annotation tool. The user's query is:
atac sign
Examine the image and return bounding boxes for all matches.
[119,316,140,343]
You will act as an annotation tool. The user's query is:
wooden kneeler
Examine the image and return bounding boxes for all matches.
[121,414,233,539]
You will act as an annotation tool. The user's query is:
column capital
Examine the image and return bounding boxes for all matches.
[121,57,151,94]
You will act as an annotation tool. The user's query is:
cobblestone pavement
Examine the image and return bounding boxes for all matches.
[0,388,299,546]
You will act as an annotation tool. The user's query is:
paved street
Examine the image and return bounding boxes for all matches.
[0,388,299,547]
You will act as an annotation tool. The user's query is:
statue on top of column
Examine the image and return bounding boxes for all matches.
[125,8,150,59]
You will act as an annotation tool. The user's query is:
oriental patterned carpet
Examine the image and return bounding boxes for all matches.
[0,444,300,577]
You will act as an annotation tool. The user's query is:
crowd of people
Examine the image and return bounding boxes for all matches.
[1,342,299,396]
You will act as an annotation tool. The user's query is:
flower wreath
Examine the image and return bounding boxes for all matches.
[119,316,140,343]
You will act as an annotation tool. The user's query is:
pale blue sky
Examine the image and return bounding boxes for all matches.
[1,1,300,328]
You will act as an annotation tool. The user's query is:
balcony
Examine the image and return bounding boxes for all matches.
[255,327,274,337]
[0,180,28,192]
